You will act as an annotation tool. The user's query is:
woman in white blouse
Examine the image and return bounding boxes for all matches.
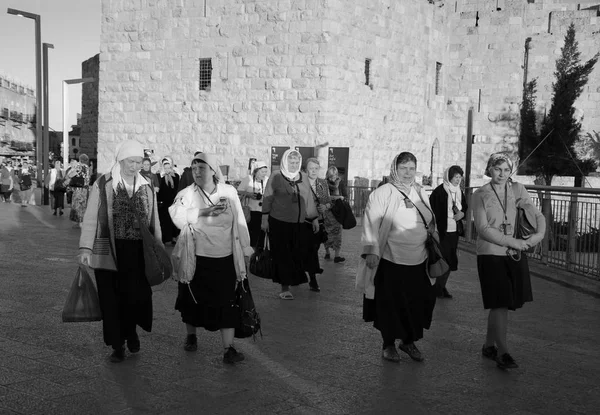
[237,160,269,247]
[169,153,254,364]
[358,152,437,363]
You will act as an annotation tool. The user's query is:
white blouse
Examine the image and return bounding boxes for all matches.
[238,175,268,212]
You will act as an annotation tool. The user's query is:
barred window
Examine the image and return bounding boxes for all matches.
[199,58,212,91]
[364,59,371,86]
[435,62,442,95]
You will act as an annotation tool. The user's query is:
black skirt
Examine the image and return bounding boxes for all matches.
[248,211,265,248]
[267,216,309,286]
[371,259,436,344]
[303,221,322,275]
[440,232,459,271]
[477,254,533,310]
[95,239,153,348]
[175,254,238,331]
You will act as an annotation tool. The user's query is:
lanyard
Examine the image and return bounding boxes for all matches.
[253,179,264,194]
[490,183,509,227]
[197,184,217,207]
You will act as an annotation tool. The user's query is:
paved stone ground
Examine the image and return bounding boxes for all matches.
[1,202,599,414]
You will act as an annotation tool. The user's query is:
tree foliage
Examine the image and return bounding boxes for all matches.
[518,79,538,174]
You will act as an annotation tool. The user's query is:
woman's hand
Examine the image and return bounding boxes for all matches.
[312,219,319,234]
[317,204,325,214]
[261,215,269,231]
[453,211,465,221]
[365,254,379,269]
[508,238,530,251]
[78,249,92,267]
[199,205,226,217]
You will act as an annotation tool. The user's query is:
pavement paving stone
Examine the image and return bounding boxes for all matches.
[1,202,600,414]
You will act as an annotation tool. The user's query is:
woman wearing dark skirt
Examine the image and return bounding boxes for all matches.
[261,149,316,300]
[78,140,161,363]
[472,153,545,369]
[169,153,253,364]
[357,152,437,363]
[429,165,468,299]
[237,160,269,247]
[157,157,180,244]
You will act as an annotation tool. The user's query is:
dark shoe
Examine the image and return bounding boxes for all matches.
[309,282,321,292]
[481,345,498,360]
[110,347,125,363]
[398,343,424,362]
[442,288,453,299]
[333,256,346,263]
[52,210,57,215]
[127,333,140,353]
[496,353,519,369]
[223,346,245,364]
[381,345,400,362]
[59,210,64,216]
[324,253,331,260]
[184,334,198,352]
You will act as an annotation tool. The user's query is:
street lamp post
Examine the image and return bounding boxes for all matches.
[62,78,94,167]
[7,8,42,190]
[43,42,54,205]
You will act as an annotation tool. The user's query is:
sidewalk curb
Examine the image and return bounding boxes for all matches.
[459,242,600,300]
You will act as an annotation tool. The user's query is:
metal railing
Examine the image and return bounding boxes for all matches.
[347,184,600,280]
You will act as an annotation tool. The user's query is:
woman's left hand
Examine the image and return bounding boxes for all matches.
[453,211,465,221]
[312,219,319,233]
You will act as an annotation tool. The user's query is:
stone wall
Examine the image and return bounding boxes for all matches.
[80,54,100,165]
[96,0,600,184]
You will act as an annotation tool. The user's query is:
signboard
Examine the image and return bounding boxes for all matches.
[328,147,350,186]
[270,146,290,173]
[294,146,315,172]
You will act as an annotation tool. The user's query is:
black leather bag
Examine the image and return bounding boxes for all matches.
[249,235,273,280]
[331,199,357,230]
[452,201,465,237]
[318,221,328,244]
[234,278,262,340]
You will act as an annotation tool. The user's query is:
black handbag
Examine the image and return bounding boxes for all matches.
[452,202,465,237]
[331,199,357,230]
[54,178,67,192]
[249,235,273,279]
[234,278,262,340]
[318,221,328,244]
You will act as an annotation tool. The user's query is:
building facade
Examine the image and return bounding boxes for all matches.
[0,75,36,161]
[80,54,100,167]
[96,0,600,184]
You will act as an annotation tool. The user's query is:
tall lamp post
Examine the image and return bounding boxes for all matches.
[7,8,42,190]
[63,78,94,167]
[43,42,54,205]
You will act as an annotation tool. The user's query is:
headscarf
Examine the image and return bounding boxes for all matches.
[388,153,415,193]
[110,140,148,194]
[161,156,176,188]
[252,160,268,176]
[484,152,514,178]
[191,153,224,182]
[279,149,302,181]
[443,167,462,210]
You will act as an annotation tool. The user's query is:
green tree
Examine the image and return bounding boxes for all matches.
[518,79,538,174]
[529,23,598,185]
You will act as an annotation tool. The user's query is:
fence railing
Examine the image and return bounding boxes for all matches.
[347,184,600,280]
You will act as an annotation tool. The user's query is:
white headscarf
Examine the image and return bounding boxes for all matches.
[279,149,302,181]
[191,153,224,182]
[443,167,462,210]
[111,140,148,193]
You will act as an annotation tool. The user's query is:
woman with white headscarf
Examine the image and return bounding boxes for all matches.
[237,160,269,247]
[358,152,437,363]
[79,140,162,363]
[473,152,545,370]
[429,165,467,299]
[157,156,180,244]
[261,149,317,300]
[169,153,253,364]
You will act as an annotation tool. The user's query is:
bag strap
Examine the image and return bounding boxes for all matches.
[395,187,430,232]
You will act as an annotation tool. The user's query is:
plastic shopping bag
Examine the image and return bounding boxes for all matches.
[171,224,196,284]
[62,267,102,322]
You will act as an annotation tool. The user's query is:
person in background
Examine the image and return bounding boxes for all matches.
[158,156,180,244]
[261,149,314,300]
[323,166,347,263]
[304,158,327,292]
[140,157,160,192]
[65,159,78,205]
[472,153,545,370]
[237,160,269,247]
[169,153,253,364]
[18,161,33,207]
[178,150,203,192]
[10,166,21,203]
[358,152,437,363]
[0,162,12,202]
[67,154,91,228]
[78,140,161,363]
[428,165,467,299]
[45,160,66,215]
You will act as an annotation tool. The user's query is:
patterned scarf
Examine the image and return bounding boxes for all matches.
[161,157,176,188]
[443,167,462,211]
[388,153,415,194]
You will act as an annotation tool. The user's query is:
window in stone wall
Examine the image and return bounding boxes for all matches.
[365,59,371,86]
[199,58,212,91]
[435,62,443,95]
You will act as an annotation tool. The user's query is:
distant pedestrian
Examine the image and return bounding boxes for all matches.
[78,140,161,363]
[473,153,545,370]
[261,149,312,300]
[304,157,326,292]
[140,157,160,192]
[0,163,12,202]
[157,156,180,244]
[45,160,66,215]
[178,150,202,192]
[237,160,269,247]
[169,153,253,364]
[358,152,437,363]
[10,167,21,203]
[323,166,347,263]
[18,162,33,207]
[429,165,468,299]
[67,154,91,227]
[65,159,78,205]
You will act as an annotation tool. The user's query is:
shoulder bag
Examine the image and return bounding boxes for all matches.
[508,182,538,260]
[234,278,262,340]
[249,234,273,279]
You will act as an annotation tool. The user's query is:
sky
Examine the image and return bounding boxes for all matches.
[0,0,101,131]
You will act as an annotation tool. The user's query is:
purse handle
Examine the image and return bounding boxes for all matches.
[395,187,432,233]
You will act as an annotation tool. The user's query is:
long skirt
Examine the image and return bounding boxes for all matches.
[175,255,239,331]
[268,216,308,286]
[372,259,436,344]
[323,210,342,251]
[50,190,65,210]
[303,221,322,275]
[69,187,89,223]
[95,239,153,348]
[248,211,265,248]
[477,254,533,311]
